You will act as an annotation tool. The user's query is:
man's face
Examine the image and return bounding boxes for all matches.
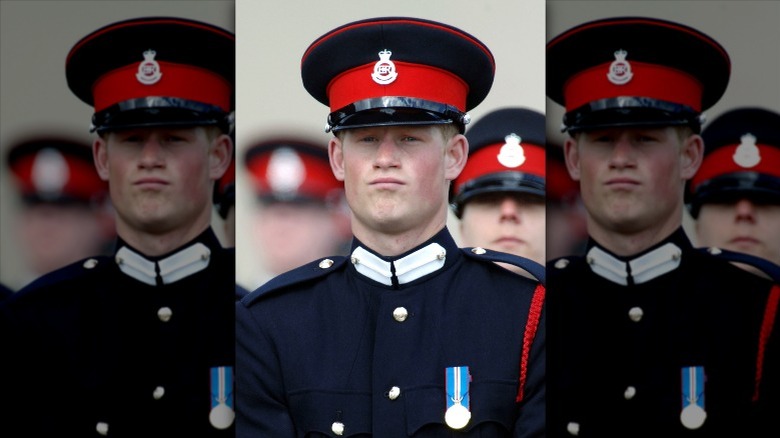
[459,192,546,264]
[696,198,780,266]
[329,125,464,238]
[564,126,698,236]
[94,127,226,236]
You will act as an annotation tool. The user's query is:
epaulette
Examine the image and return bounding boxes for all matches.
[698,247,780,284]
[461,247,545,286]
[241,256,349,306]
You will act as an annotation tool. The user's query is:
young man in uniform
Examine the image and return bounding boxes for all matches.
[688,107,780,272]
[451,106,547,266]
[546,16,780,436]
[1,17,236,436]
[236,17,546,437]
[242,136,351,289]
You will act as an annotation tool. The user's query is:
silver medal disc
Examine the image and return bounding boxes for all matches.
[209,403,235,429]
[680,404,707,430]
[445,403,471,429]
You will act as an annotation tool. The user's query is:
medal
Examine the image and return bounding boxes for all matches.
[209,366,235,429]
[445,366,471,429]
[680,366,707,430]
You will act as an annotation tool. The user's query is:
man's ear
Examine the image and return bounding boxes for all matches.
[210,133,233,181]
[680,133,704,180]
[444,133,468,181]
[93,136,110,181]
[328,136,345,182]
[563,136,582,181]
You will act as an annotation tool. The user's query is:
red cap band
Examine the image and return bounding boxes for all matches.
[327,61,468,112]
[454,142,545,194]
[564,60,703,112]
[92,61,231,112]
[691,143,780,191]
[247,152,342,200]
[11,153,107,201]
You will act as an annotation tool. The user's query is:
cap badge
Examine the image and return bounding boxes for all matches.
[732,133,761,168]
[371,50,398,85]
[136,49,162,85]
[267,147,306,197]
[497,133,526,168]
[32,148,68,199]
[607,49,633,85]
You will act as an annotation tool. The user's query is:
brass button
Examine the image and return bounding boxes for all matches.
[157,306,173,322]
[393,307,408,322]
[628,306,643,322]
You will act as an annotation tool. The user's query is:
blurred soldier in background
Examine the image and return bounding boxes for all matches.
[242,136,351,289]
[546,141,588,260]
[4,136,115,287]
[688,107,780,273]
[451,107,547,266]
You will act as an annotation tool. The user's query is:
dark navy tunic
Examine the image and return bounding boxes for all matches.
[236,227,546,437]
[0,228,235,437]
[547,227,780,437]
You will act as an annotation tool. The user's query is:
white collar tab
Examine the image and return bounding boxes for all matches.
[587,242,682,285]
[351,243,446,286]
[116,242,211,286]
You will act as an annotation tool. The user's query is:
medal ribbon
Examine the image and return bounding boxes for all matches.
[446,366,470,410]
[681,366,704,410]
[210,366,234,409]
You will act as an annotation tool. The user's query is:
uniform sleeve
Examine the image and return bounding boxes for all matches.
[513,293,546,438]
[235,300,296,437]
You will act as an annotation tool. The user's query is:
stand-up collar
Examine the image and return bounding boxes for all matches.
[113,228,221,286]
[349,228,457,287]
[585,228,691,285]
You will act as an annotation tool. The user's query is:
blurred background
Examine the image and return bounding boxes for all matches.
[0,1,234,291]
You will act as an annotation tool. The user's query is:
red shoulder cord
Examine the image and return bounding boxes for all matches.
[517,283,546,402]
[754,284,780,402]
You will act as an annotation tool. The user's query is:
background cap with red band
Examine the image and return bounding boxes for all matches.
[243,138,344,205]
[301,16,495,134]
[65,16,234,134]
[547,16,730,134]
[686,107,780,218]
[5,136,108,206]
[451,107,546,218]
